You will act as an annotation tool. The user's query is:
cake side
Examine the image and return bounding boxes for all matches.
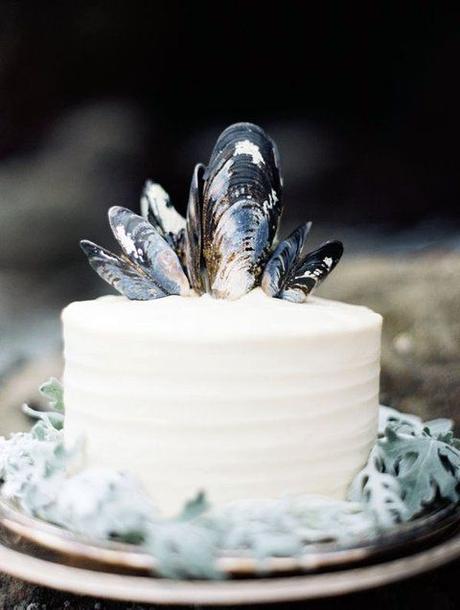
[62,289,382,514]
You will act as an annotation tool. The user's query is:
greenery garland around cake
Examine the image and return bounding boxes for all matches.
[1,378,459,580]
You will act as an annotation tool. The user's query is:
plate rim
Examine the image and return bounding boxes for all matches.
[1,532,460,605]
[1,494,459,576]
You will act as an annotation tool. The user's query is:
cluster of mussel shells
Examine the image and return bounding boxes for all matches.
[81,123,343,302]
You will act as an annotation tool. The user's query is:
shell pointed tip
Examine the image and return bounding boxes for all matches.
[108,205,125,217]
[333,240,344,256]
[80,239,94,254]
[322,239,344,257]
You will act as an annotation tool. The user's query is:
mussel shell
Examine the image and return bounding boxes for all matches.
[109,206,190,296]
[140,181,187,264]
[208,200,269,299]
[280,240,344,303]
[81,121,344,303]
[184,163,206,293]
[261,222,312,297]
[202,122,283,300]
[80,240,166,300]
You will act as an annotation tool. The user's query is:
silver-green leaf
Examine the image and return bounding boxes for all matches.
[39,377,64,413]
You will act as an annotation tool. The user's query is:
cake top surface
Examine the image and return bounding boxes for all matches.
[63,288,381,341]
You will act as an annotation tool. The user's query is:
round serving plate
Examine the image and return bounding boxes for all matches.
[0,495,459,578]
[0,530,459,605]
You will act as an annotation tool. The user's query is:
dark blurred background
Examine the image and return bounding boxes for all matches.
[1,2,459,233]
[0,2,459,430]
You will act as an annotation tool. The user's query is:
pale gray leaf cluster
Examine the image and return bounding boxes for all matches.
[349,405,460,527]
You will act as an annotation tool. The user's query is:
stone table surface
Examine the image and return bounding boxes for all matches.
[1,253,459,608]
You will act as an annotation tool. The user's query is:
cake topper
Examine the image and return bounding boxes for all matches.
[80,122,343,302]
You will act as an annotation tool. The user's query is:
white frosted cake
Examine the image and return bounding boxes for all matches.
[66,122,383,514]
[63,289,381,514]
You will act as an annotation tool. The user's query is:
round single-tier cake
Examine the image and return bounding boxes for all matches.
[63,288,382,514]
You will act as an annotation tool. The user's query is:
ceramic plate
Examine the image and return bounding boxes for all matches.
[0,531,459,605]
[0,495,459,577]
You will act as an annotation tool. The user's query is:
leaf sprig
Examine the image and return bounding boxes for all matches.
[348,406,460,527]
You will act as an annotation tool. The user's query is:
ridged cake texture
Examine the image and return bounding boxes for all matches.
[62,288,382,514]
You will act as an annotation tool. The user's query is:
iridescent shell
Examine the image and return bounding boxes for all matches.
[261,222,312,297]
[81,122,344,303]
[140,181,187,266]
[184,163,206,294]
[109,206,190,296]
[278,240,343,303]
[80,207,191,300]
[201,123,283,300]
[80,240,166,300]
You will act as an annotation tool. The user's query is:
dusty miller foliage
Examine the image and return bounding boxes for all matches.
[1,379,459,579]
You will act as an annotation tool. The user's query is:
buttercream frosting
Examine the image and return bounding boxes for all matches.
[62,289,382,514]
